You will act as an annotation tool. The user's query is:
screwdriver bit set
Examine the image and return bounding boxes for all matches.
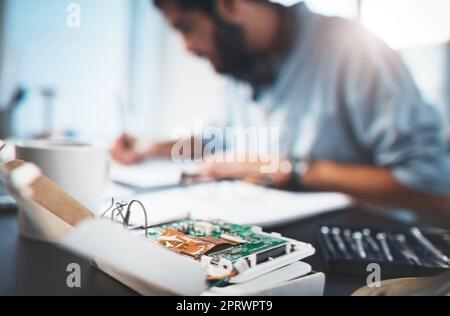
[317,226,450,277]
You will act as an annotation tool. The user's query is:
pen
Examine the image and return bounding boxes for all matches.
[117,93,133,149]
[0,140,6,152]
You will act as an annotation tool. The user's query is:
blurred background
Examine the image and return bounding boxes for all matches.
[0,0,449,143]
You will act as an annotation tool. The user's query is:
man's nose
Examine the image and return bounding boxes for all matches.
[183,37,199,55]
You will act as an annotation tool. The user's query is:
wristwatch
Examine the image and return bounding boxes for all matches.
[286,158,311,191]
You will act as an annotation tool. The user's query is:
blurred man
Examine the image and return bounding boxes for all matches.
[111,0,450,213]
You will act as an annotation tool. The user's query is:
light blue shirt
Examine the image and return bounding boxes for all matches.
[216,3,450,197]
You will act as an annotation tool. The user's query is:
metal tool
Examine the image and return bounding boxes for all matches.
[363,229,380,252]
[332,227,351,259]
[392,234,422,266]
[410,227,449,267]
[363,229,384,261]
[353,231,367,259]
[376,233,394,262]
[321,226,338,258]
[343,229,358,255]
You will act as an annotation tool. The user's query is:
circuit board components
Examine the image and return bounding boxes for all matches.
[147,219,313,282]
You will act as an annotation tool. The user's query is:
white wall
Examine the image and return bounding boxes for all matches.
[1,0,131,140]
[158,27,225,139]
[361,0,450,50]
[128,0,165,139]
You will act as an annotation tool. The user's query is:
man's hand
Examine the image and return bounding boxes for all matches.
[199,158,450,213]
[110,135,184,165]
[110,134,148,165]
[198,158,292,187]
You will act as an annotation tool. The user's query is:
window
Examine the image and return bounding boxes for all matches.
[360,0,450,122]
[361,0,450,49]
[303,0,358,19]
[1,0,131,140]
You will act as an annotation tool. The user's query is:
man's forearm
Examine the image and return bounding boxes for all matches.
[302,161,450,213]
[144,140,178,158]
[144,137,203,159]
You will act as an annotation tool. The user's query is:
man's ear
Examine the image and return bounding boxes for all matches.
[217,0,244,22]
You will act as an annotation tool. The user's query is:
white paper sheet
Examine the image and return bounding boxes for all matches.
[110,160,200,189]
[106,161,353,227]
[104,181,352,227]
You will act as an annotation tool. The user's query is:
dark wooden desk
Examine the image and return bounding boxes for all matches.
[0,203,446,296]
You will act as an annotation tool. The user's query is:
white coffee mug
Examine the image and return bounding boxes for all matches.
[15,140,110,212]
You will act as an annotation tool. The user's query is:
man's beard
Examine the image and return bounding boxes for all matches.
[213,17,279,96]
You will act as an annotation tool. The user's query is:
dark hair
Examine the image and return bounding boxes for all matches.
[152,0,270,15]
[152,0,216,14]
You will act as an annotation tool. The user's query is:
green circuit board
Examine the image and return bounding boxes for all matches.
[147,219,288,264]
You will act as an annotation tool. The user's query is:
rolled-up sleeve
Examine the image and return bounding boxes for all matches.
[342,32,450,197]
